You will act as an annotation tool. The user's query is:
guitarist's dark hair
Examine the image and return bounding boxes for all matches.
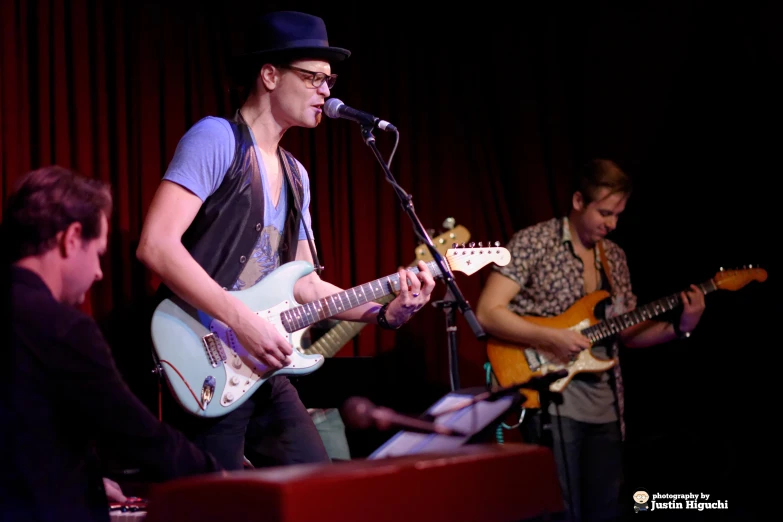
[573,159,633,205]
[2,166,112,262]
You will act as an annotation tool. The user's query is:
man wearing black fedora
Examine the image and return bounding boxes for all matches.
[136,11,436,470]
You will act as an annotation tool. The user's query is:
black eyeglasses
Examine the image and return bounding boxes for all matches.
[283,65,338,89]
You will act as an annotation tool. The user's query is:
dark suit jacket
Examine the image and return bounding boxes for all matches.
[1,266,222,522]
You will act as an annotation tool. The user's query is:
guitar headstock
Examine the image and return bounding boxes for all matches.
[411,224,471,264]
[713,266,768,291]
[446,242,511,275]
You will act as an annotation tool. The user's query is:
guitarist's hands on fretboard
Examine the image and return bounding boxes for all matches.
[675,283,707,334]
[301,223,471,357]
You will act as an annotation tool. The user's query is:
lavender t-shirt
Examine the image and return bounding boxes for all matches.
[163,116,313,290]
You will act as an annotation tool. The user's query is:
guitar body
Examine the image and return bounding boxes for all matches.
[486,290,616,408]
[151,261,325,418]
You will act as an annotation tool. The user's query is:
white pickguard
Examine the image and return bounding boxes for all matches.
[524,318,615,392]
[208,301,317,407]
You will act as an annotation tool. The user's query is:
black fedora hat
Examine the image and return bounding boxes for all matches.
[239,11,350,64]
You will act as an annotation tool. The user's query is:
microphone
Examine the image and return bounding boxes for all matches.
[341,397,467,437]
[323,98,398,132]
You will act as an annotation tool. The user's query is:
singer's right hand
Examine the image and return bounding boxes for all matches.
[540,328,591,363]
[232,309,292,369]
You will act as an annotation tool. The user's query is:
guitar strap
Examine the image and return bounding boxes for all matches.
[596,240,616,296]
[232,107,322,273]
[596,238,626,440]
[278,147,324,274]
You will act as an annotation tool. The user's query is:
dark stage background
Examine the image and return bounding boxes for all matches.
[2,0,778,518]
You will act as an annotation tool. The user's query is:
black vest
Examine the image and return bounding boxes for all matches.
[175,114,305,291]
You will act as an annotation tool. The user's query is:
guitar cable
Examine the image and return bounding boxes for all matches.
[158,359,208,411]
[552,402,576,522]
[484,362,524,444]
[484,362,574,521]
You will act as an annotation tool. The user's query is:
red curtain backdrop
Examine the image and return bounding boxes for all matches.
[2,0,780,500]
[1,0,521,391]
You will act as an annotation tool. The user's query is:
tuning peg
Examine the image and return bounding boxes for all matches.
[461,243,466,248]
[494,241,500,247]
[478,242,483,247]
[469,242,475,248]
[452,242,458,248]
[442,217,456,230]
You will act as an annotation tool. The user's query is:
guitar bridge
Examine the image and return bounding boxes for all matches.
[202,333,227,368]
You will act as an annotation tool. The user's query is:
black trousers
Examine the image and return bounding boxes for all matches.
[521,410,623,522]
[161,375,330,470]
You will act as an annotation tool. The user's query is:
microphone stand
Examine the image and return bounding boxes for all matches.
[432,288,461,390]
[360,125,486,392]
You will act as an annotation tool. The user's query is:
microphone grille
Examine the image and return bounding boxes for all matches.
[341,396,374,429]
[323,98,344,119]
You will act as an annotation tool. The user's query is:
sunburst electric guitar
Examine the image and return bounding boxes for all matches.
[151,244,510,418]
[301,222,470,359]
[486,267,768,408]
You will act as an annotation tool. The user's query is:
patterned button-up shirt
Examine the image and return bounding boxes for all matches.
[494,217,637,437]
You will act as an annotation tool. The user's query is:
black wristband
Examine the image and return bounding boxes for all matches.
[673,321,691,339]
[376,301,401,330]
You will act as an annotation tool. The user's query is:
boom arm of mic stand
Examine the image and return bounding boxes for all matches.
[359,125,487,341]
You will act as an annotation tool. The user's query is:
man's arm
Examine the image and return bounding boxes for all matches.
[475,271,590,362]
[58,316,223,478]
[619,284,706,348]
[292,239,436,328]
[136,180,292,368]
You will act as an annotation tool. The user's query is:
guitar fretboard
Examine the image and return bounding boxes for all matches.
[280,262,443,333]
[582,279,717,343]
[304,294,396,357]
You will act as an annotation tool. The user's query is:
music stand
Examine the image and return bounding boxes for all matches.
[368,387,521,459]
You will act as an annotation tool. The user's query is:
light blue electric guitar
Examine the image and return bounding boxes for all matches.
[151,245,510,418]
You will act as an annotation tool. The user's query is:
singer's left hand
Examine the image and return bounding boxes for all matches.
[385,261,436,327]
[677,284,706,334]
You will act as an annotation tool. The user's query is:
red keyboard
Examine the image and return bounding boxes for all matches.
[144,443,563,522]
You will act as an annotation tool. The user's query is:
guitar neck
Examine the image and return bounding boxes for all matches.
[583,278,718,343]
[281,261,443,333]
[304,293,396,358]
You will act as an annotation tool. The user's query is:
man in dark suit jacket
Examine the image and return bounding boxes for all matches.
[0,166,224,522]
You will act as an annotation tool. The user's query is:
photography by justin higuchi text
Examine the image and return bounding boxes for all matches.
[632,489,729,513]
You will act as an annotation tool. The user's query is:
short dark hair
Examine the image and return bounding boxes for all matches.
[227,52,310,111]
[227,57,286,110]
[2,165,112,262]
[573,159,632,204]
